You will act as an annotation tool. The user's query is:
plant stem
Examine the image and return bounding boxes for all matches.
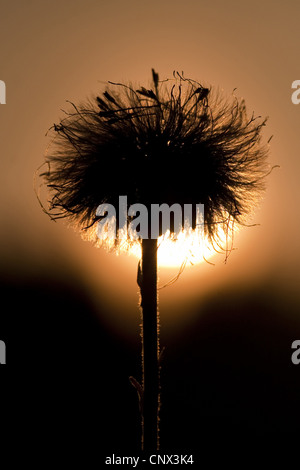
[141,237,159,452]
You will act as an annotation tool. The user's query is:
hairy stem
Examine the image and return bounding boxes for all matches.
[140,238,159,452]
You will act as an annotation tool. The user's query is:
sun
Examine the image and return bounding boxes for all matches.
[157,230,217,267]
[88,219,234,268]
[124,227,233,268]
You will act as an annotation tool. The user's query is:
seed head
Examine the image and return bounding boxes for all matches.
[40,69,270,252]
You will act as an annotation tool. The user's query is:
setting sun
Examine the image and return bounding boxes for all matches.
[122,227,234,268]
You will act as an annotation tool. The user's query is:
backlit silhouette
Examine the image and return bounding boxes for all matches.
[38,69,271,452]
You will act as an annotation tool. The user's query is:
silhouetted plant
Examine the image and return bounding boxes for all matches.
[38,69,271,452]
[42,70,269,246]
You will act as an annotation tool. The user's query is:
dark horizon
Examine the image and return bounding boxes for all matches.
[1,262,299,456]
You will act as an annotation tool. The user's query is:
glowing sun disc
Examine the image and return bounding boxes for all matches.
[88,223,233,268]
[126,228,232,268]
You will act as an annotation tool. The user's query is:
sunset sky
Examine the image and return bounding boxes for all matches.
[1,0,299,459]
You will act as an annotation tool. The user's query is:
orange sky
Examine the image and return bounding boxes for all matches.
[0,0,299,339]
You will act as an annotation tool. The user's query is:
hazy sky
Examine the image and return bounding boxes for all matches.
[0,0,299,337]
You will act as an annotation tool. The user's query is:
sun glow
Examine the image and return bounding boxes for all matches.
[121,228,233,268]
[157,230,219,267]
[88,221,234,268]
